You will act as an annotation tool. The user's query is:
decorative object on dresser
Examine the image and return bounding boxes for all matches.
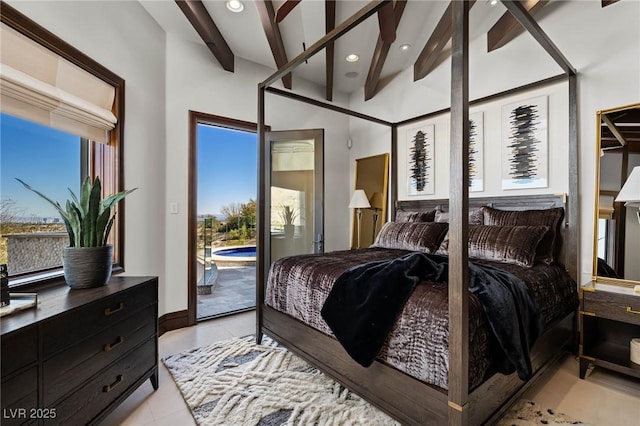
[1,263,9,307]
[0,276,158,425]
[16,176,136,289]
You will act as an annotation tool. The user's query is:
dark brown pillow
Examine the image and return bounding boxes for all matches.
[372,222,448,253]
[434,208,484,225]
[395,209,436,222]
[436,225,550,268]
[483,207,564,264]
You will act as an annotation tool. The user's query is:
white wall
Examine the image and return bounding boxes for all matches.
[6,1,169,307]
[164,34,351,315]
[347,0,640,284]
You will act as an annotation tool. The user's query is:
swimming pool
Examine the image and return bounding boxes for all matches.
[213,246,256,258]
[211,245,256,266]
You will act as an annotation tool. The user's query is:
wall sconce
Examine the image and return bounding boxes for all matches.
[349,189,370,249]
[615,166,640,223]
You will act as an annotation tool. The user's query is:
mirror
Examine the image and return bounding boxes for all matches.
[593,103,640,284]
[351,154,389,249]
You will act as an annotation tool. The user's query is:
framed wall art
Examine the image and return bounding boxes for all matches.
[469,111,484,192]
[501,95,548,190]
[406,124,435,196]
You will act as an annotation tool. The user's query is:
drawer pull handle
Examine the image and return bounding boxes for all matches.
[627,306,640,315]
[104,302,124,316]
[103,336,124,352]
[103,374,123,393]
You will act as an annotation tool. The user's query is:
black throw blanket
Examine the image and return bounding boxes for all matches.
[320,252,543,380]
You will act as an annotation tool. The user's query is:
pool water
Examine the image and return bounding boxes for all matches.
[214,247,256,258]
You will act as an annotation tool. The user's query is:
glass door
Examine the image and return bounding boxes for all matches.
[265,129,324,264]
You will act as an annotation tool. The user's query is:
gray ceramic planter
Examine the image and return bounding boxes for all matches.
[63,245,113,289]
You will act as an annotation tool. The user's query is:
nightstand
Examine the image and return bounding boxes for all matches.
[579,281,640,379]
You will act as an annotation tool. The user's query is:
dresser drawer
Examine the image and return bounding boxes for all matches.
[1,367,38,426]
[43,304,157,406]
[1,327,37,377]
[43,281,156,357]
[50,338,156,426]
[583,290,640,326]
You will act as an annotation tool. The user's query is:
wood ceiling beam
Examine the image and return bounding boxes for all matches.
[175,0,234,72]
[275,0,301,23]
[256,0,293,89]
[487,0,548,53]
[325,0,336,101]
[601,0,620,7]
[377,1,397,44]
[413,1,476,82]
[500,0,576,75]
[262,0,387,89]
[364,0,407,101]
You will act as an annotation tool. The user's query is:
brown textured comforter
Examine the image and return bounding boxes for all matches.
[265,247,578,390]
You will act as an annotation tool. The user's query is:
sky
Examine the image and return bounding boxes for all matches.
[1,113,80,218]
[197,123,257,217]
[0,113,256,220]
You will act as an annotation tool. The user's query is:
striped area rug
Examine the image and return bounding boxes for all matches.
[163,335,589,426]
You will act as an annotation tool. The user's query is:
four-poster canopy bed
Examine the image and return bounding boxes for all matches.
[256,1,579,425]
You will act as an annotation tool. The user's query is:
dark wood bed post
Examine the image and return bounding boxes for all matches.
[257,83,266,344]
[448,1,470,424]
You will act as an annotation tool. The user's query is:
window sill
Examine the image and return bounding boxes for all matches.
[8,265,124,292]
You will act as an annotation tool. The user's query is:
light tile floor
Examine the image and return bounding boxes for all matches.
[103,311,640,425]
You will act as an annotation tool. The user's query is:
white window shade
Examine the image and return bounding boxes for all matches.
[0,24,116,143]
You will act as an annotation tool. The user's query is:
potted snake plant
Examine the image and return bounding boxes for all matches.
[280,205,298,239]
[17,176,136,289]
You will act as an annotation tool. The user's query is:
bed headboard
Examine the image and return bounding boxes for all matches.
[395,194,569,269]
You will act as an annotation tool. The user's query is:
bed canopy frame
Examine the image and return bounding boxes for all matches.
[256,1,579,424]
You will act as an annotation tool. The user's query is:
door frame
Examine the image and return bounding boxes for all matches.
[187,111,263,326]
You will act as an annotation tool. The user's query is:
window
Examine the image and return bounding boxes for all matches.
[0,113,84,277]
[0,4,124,286]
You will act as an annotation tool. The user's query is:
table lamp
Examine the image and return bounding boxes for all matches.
[349,189,370,249]
[616,166,640,223]
[368,192,384,242]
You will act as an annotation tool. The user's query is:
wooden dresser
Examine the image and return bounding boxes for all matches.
[1,276,158,425]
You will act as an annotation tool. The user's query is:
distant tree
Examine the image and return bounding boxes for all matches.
[220,203,242,220]
[0,198,24,234]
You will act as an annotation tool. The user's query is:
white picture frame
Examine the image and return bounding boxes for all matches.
[406,124,435,196]
[501,95,548,190]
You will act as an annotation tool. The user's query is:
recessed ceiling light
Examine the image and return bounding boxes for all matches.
[345,54,359,63]
[489,0,499,6]
[399,44,411,51]
[226,0,244,13]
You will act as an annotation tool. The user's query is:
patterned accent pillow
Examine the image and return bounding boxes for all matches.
[434,208,484,225]
[483,207,564,265]
[436,225,550,268]
[395,209,436,223]
[372,222,448,253]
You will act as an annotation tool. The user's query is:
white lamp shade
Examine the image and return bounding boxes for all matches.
[616,166,640,206]
[349,189,371,209]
